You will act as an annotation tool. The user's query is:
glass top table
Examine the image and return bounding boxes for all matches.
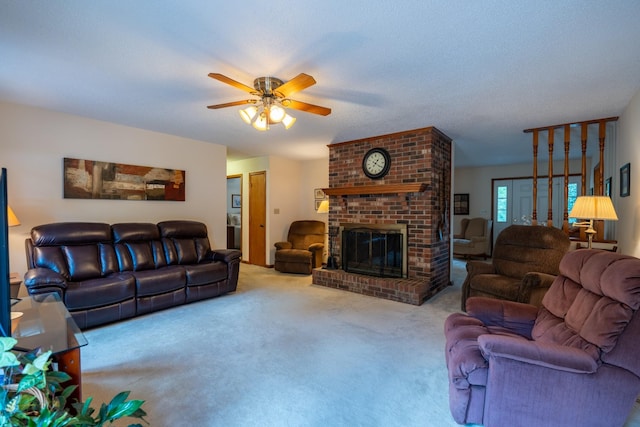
[11,292,87,354]
[10,292,88,402]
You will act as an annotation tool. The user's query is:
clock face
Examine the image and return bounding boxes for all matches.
[363,148,391,179]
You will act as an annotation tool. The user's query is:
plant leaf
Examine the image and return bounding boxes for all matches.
[0,350,19,368]
[0,336,17,352]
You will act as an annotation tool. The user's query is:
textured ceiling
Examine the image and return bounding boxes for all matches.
[1,1,639,167]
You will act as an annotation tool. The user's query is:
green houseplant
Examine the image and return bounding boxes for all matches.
[0,336,147,426]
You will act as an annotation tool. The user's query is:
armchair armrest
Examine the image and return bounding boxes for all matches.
[308,243,324,252]
[466,260,495,276]
[467,297,538,338]
[518,271,557,306]
[23,267,68,294]
[469,236,487,243]
[274,241,292,250]
[478,334,598,374]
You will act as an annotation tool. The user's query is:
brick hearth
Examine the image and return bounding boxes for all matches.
[312,126,452,305]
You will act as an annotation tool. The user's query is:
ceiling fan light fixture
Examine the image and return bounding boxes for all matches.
[282,113,296,130]
[268,104,286,123]
[239,106,257,124]
[208,72,330,132]
[252,112,269,131]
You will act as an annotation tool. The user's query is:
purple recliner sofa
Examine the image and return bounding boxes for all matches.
[444,249,640,426]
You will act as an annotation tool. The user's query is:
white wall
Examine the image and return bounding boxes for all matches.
[615,88,640,256]
[1,101,228,275]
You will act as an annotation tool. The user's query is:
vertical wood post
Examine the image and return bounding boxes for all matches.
[563,125,570,233]
[532,130,538,225]
[547,127,554,226]
[598,120,606,196]
[581,123,588,196]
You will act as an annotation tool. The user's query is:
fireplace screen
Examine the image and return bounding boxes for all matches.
[341,227,404,278]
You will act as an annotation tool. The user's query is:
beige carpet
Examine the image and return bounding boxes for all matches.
[79,259,640,427]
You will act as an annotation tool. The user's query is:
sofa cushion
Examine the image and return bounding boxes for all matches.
[31,222,112,246]
[183,261,227,286]
[159,220,212,264]
[132,266,186,297]
[64,273,136,311]
[275,249,312,263]
[63,245,102,281]
[32,246,70,278]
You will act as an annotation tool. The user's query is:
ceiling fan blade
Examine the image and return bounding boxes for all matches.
[208,73,257,94]
[207,100,257,109]
[284,99,331,116]
[274,73,316,98]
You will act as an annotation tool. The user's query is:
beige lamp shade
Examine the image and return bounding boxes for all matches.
[7,205,20,227]
[569,196,618,221]
[316,200,329,214]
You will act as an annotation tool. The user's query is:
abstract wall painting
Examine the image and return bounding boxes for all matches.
[63,158,185,201]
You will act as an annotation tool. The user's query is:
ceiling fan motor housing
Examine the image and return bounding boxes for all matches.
[254,77,284,95]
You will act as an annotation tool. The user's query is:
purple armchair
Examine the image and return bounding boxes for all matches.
[444,249,640,426]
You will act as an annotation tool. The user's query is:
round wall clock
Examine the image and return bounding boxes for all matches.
[362,147,391,179]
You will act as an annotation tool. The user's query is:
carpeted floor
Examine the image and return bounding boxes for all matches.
[80,259,640,427]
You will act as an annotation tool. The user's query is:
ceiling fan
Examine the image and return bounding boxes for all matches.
[207,73,331,131]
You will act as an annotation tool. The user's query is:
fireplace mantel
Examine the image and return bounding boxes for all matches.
[322,183,426,196]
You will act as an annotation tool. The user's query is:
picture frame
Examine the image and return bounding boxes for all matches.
[620,163,630,197]
[314,188,325,199]
[231,194,241,208]
[605,177,612,197]
[315,199,323,211]
[453,193,469,215]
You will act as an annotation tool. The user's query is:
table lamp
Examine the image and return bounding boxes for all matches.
[7,206,20,227]
[316,199,329,214]
[569,196,618,249]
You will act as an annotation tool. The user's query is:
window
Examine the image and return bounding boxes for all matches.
[567,182,578,224]
[496,185,508,223]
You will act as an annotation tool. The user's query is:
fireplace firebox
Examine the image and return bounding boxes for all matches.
[341,223,407,279]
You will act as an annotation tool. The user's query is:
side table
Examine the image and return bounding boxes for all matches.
[11,292,88,403]
[9,272,21,299]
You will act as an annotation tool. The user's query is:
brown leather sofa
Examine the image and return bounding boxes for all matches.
[24,220,241,329]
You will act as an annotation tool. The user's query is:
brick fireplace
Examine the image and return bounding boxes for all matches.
[312,126,452,305]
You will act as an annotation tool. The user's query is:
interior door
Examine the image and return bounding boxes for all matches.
[248,171,267,266]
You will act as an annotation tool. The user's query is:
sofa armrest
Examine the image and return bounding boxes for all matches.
[467,297,538,338]
[23,267,68,294]
[211,249,242,263]
[478,334,598,374]
[274,241,292,250]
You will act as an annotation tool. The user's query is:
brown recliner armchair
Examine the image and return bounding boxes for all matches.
[453,217,493,259]
[461,224,570,311]
[274,220,325,274]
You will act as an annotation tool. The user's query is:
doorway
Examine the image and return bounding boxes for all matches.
[226,175,242,250]
[249,171,267,266]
